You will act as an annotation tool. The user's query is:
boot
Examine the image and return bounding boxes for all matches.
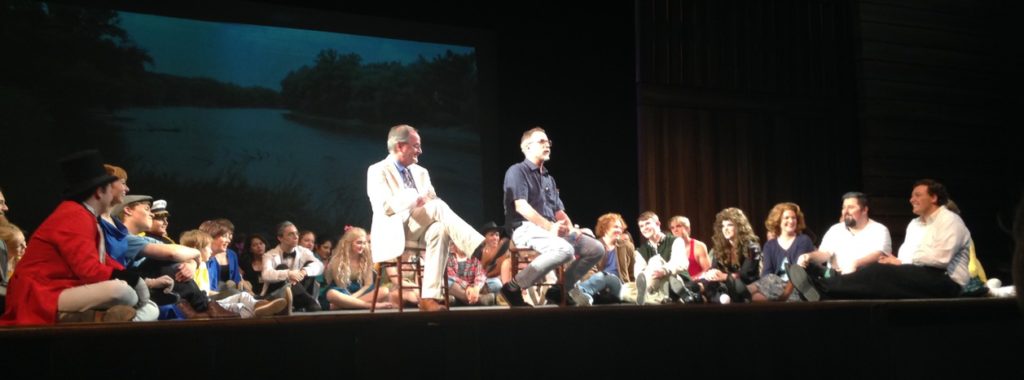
[176,300,209,319]
[100,305,137,322]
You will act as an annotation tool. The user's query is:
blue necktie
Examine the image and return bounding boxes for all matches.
[402,168,417,191]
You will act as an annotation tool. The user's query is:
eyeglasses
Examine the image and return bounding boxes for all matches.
[530,139,553,147]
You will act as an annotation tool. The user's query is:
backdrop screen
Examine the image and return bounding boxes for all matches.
[2,1,485,241]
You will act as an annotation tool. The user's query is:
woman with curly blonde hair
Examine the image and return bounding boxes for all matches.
[324,227,393,309]
[748,202,815,301]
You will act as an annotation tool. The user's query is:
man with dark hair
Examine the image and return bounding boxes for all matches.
[1,150,151,325]
[498,127,604,307]
[791,180,970,300]
[262,221,324,312]
[796,192,892,275]
[367,124,485,312]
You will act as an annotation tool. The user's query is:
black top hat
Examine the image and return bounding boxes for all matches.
[478,221,503,235]
[60,150,118,199]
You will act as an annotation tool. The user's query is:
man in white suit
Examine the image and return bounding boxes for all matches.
[367,124,485,312]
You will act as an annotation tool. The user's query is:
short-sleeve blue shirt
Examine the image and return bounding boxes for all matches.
[503,159,564,228]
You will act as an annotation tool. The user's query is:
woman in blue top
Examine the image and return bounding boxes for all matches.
[323,227,393,309]
[749,202,815,301]
[199,219,245,298]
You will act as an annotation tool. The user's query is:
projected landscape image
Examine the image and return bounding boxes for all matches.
[1,2,483,238]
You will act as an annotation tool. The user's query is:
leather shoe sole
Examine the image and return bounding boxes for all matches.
[418,298,446,312]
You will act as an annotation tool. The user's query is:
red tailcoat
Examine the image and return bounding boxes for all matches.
[1,201,123,325]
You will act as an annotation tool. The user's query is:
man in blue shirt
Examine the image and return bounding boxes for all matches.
[499,127,604,307]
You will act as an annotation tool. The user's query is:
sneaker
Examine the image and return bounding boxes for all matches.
[499,283,531,307]
[635,273,647,305]
[568,287,593,307]
[787,264,820,302]
[253,298,288,318]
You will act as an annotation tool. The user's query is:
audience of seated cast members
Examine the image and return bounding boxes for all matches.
[568,213,634,306]
[111,195,212,318]
[180,230,287,318]
[698,207,761,304]
[789,180,971,301]
[668,215,711,280]
[239,234,268,296]
[100,165,204,319]
[0,158,1008,326]
[262,221,324,312]
[446,238,496,306]
[199,219,249,296]
[322,227,393,310]
[2,151,153,324]
[746,203,815,302]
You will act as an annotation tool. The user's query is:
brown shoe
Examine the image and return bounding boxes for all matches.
[206,301,240,319]
[177,300,209,319]
[101,305,137,322]
[253,298,288,318]
[418,298,446,312]
[57,310,96,323]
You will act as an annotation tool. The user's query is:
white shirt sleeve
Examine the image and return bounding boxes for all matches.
[911,208,969,269]
[261,249,290,283]
[664,238,689,275]
[297,247,324,276]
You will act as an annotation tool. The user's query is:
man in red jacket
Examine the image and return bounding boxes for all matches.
[1,150,150,325]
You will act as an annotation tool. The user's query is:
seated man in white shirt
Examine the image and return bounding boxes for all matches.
[791,180,969,301]
[261,221,325,312]
[796,192,892,276]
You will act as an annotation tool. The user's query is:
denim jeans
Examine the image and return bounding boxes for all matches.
[577,272,622,301]
[511,221,604,290]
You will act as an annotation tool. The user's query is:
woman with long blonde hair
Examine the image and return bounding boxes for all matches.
[324,227,393,309]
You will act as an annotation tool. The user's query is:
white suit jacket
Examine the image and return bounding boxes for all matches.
[366,155,436,263]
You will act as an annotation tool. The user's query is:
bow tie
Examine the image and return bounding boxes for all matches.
[283,251,296,260]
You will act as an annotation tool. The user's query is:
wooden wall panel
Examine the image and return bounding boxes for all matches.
[636,0,858,242]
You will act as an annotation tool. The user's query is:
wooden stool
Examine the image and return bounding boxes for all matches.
[370,242,450,312]
[510,244,566,306]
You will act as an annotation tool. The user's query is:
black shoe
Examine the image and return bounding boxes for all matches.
[500,283,530,307]
[545,284,566,305]
[787,264,820,302]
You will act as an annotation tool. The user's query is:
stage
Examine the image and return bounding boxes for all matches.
[2,298,1021,378]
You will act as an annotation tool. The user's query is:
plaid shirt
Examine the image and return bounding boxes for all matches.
[446,254,486,289]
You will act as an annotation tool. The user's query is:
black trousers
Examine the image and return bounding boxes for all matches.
[137,258,210,310]
[819,263,960,300]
